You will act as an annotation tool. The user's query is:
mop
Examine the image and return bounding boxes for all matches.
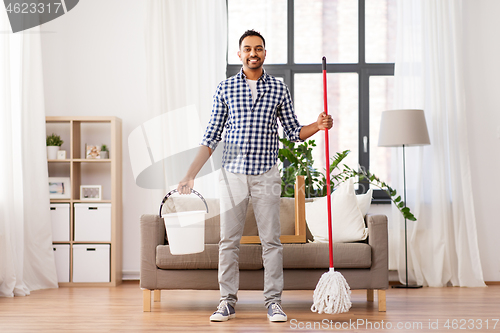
[310,57,352,315]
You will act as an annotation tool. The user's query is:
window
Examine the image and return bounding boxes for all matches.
[227,0,397,200]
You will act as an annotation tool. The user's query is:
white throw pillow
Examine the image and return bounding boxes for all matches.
[357,189,373,217]
[305,179,372,243]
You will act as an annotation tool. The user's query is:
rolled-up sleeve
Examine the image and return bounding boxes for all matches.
[200,83,228,151]
[278,86,303,142]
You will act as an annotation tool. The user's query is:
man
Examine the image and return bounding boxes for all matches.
[177,30,333,322]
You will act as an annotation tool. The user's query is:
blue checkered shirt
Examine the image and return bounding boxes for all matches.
[201,69,303,175]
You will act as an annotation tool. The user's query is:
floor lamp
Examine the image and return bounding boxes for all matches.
[378,109,430,289]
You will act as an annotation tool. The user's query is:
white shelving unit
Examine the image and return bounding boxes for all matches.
[46,116,122,287]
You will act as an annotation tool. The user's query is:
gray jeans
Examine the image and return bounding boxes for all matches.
[218,165,283,308]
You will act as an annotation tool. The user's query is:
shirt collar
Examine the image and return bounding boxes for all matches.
[238,68,269,83]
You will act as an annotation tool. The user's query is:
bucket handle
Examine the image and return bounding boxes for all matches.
[159,188,209,217]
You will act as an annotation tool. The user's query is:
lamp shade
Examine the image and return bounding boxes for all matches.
[378,109,431,147]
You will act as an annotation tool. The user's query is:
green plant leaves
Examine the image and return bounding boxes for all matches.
[46,133,63,146]
[277,137,417,222]
[279,138,324,198]
[279,148,298,164]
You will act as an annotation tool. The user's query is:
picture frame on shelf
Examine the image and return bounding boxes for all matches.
[49,177,71,199]
[57,150,67,159]
[85,144,101,159]
[80,185,102,201]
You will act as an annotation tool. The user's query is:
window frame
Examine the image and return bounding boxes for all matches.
[227,0,394,202]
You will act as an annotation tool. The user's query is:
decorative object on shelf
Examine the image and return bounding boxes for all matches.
[48,177,71,199]
[46,133,63,160]
[80,185,102,201]
[57,150,67,160]
[100,144,109,159]
[378,109,430,289]
[85,144,101,159]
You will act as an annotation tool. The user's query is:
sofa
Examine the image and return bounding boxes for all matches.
[140,176,388,312]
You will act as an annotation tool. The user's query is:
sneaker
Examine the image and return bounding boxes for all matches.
[210,301,236,322]
[267,303,287,322]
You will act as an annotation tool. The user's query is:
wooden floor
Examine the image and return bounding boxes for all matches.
[1,281,498,332]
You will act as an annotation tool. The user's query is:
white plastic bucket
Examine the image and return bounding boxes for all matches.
[163,210,206,255]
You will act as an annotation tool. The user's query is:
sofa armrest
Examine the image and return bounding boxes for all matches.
[140,214,165,289]
[366,214,389,289]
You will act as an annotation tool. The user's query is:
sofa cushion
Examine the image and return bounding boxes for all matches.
[305,179,371,243]
[156,242,371,270]
[282,243,372,269]
[156,244,263,270]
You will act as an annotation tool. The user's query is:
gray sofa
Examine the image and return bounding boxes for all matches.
[140,177,388,312]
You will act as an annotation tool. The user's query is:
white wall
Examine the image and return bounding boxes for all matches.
[463,0,500,282]
[40,0,158,279]
[39,0,500,281]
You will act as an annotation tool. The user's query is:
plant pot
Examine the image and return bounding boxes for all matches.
[47,146,60,160]
[100,151,109,159]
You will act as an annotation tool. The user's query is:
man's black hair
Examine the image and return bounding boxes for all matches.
[239,29,266,48]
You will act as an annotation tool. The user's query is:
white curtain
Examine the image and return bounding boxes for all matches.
[391,0,485,287]
[137,0,226,198]
[0,13,58,296]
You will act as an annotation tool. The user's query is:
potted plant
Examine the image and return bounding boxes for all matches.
[100,144,109,159]
[279,138,324,198]
[279,137,416,221]
[46,133,63,160]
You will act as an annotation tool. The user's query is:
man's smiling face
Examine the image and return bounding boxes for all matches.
[238,35,266,72]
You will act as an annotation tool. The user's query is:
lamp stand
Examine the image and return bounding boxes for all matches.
[392,144,422,289]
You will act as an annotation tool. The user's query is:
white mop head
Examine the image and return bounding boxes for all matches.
[311,268,352,314]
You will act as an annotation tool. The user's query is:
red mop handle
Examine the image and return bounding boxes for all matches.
[322,57,334,269]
